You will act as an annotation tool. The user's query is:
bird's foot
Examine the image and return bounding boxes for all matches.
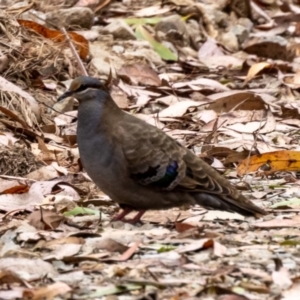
[111,208,146,224]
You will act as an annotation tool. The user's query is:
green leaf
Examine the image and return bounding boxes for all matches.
[280,240,300,246]
[125,17,162,25]
[157,245,176,253]
[63,206,100,216]
[270,197,300,208]
[181,14,195,22]
[135,25,177,61]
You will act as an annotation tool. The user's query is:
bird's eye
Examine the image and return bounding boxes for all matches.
[76,84,87,92]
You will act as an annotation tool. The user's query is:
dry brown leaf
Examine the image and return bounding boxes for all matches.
[157,100,201,118]
[84,238,128,253]
[198,38,224,58]
[0,184,30,195]
[23,282,71,300]
[199,55,244,69]
[245,62,272,83]
[0,106,30,129]
[281,72,300,89]
[272,258,292,290]
[176,239,213,253]
[0,258,57,281]
[28,208,65,230]
[173,78,229,92]
[17,20,89,59]
[175,222,197,233]
[119,64,161,86]
[37,237,85,250]
[213,241,227,257]
[237,150,300,176]
[101,242,140,262]
[243,37,293,61]
[0,180,80,211]
[226,121,266,133]
[282,280,300,299]
[207,91,267,112]
[134,5,172,17]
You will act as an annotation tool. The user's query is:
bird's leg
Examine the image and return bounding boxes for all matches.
[111,207,146,224]
[127,210,146,224]
[111,207,133,221]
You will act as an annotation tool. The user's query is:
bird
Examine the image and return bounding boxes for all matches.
[58,76,267,223]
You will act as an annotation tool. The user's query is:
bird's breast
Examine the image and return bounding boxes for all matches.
[76,116,116,191]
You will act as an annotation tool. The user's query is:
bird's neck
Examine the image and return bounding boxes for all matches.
[77,93,122,135]
[76,92,123,189]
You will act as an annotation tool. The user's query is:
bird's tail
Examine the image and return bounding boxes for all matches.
[194,192,266,217]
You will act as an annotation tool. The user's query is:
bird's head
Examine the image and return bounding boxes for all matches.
[58,76,106,102]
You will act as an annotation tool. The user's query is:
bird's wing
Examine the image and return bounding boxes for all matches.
[118,118,265,215]
[118,119,233,195]
[119,120,186,189]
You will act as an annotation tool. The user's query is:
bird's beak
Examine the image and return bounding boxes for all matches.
[58,90,74,101]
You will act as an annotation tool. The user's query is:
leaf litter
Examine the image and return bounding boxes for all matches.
[1,0,300,299]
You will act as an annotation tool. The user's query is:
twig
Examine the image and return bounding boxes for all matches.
[0,175,36,181]
[60,27,88,76]
[28,11,88,76]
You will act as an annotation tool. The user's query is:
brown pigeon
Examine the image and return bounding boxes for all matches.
[58,76,266,223]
